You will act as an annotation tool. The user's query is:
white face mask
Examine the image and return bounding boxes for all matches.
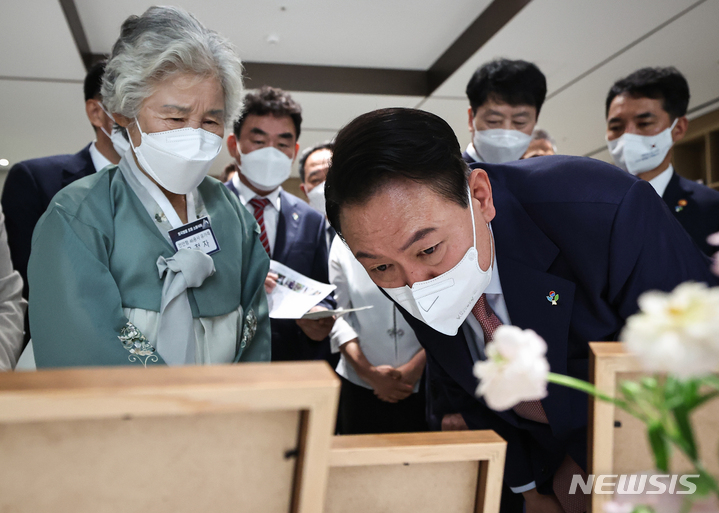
[382,189,493,336]
[606,119,677,175]
[98,103,131,157]
[473,128,532,163]
[306,181,326,216]
[238,146,293,192]
[102,127,131,157]
[129,118,222,195]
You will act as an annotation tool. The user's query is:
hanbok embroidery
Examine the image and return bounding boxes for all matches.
[241,309,257,350]
[118,322,159,367]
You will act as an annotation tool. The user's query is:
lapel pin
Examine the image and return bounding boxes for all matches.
[675,199,687,212]
[546,291,559,306]
[292,212,299,221]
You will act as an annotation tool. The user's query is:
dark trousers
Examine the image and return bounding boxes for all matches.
[337,375,428,435]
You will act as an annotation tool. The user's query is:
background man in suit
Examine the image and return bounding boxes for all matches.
[225,86,336,363]
[324,108,717,513]
[464,58,547,165]
[606,66,719,256]
[298,141,335,248]
[1,61,121,298]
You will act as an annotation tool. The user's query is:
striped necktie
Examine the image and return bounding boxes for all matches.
[472,294,587,513]
[248,197,271,255]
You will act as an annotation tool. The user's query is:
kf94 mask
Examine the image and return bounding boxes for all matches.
[382,189,493,336]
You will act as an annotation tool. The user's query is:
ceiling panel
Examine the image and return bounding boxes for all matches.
[416,97,474,149]
[431,0,701,98]
[537,0,719,157]
[0,0,86,80]
[76,0,492,70]
[0,80,94,170]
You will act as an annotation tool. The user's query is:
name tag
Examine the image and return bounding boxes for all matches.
[169,216,220,255]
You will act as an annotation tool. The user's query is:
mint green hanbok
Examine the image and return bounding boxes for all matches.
[28,158,270,368]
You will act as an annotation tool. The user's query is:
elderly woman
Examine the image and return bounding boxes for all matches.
[28,6,270,367]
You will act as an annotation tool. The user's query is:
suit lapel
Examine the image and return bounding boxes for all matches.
[61,144,96,188]
[490,176,577,430]
[662,171,693,213]
[273,190,300,263]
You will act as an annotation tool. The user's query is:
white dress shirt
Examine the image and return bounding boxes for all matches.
[328,236,424,392]
[233,174,282,255]
[648,164,674,197]
[466,142,482,163]
[89,141,114,173]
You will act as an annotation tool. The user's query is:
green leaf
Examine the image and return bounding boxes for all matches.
[647,421,670,472]
[620,380,642,402]
[641,376,658,391]
[672,404,698,460]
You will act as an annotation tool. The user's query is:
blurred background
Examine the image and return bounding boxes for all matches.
[1,0,718,195]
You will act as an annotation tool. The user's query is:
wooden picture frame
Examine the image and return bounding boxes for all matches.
[324,431,506,513]
[588,342,719,513]
[0,363,340,513]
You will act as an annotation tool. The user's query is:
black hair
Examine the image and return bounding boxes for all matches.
[298,141,334,182]
[466,58,547,116]
[84,60,106,101]
[325,108,469,236]
[233,85,302,139]
[605,67,690,119]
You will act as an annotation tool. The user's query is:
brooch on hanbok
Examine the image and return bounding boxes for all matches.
[240,309,257,350]
[118,322,159,368]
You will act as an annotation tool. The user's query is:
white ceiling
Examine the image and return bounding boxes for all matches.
[76,0,492,70]
[1,0,718,185]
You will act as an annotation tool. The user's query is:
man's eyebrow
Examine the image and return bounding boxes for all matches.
[278,132,294,140]
[355,251,378,260]
[512,111,530,118]
[207,109,224,117]
[249,127,268,136]
[635,112,656,120]
[483,109,505,117]
[401,227,436,251]
[607,117,624,125]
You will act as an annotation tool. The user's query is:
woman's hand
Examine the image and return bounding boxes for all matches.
[365,365,413,403]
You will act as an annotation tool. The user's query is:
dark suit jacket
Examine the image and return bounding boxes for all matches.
[662,170,719,256]
[225,182,336,363]
[1,144,96,297]
[396,156,717,492]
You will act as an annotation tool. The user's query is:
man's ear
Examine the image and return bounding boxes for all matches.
[227,133,239,159]
[292,142,300,162]
[299,182,308,200]
[672,116,689,143]
[468,168,495,224]
[85,99,103,131]
[467,106,475,133]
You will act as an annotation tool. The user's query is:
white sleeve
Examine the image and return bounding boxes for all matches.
[328,236,358,352]
[0,208,26,370]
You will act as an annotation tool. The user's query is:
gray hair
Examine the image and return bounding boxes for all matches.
[531,127,557,152]
[101,6,243,127]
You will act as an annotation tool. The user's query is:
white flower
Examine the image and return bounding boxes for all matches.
[473,325,549,410]
[621,282,719,378]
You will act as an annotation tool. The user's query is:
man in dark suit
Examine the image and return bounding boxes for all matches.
[606,66,719,256]
[1,61,121,298]
[298,141,336,249]
[324,108,717,513]
[225,86,336,363]
[463,59,547,165]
